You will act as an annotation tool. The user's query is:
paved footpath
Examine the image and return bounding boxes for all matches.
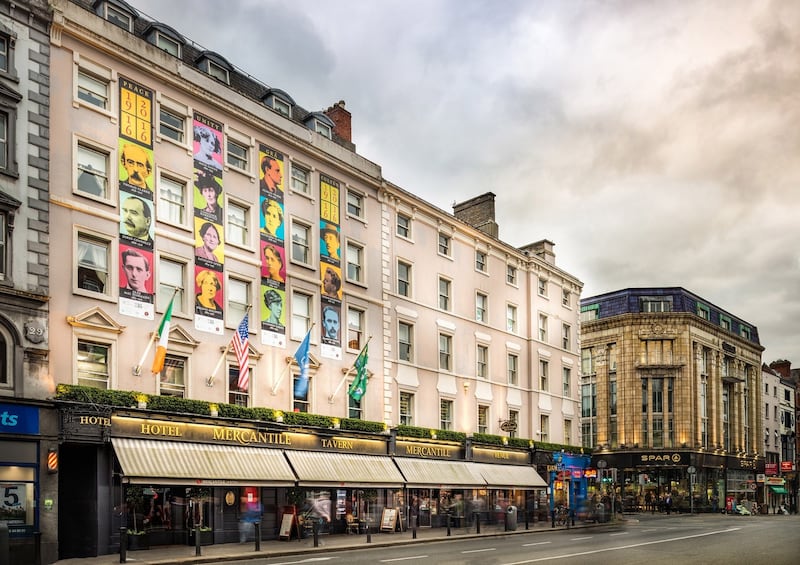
[54,514,616,565]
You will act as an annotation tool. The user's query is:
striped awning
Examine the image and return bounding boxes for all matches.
[393,458,487,488]
[285,450,405,488]
[111,438,296,486]
[472,463,547,489]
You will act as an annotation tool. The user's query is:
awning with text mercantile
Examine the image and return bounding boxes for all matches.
[284,450,405,488]
[393,457,487,488]
[111,438,296,486]
[471,462,548,489]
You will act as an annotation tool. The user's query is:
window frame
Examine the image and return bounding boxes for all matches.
[396,212,412,239]
[398,320,413,362]
[225,196,251,249]
[438,332,453,371]
[207,59,230,84]
[157,97,189,147]
[507,352,519,386]
[346,189,365,220]
[75,337,114,389]
[437,232,451,257]
[538,278,548,297]
[290,290,313,341]
[539,359,549,391]
[156,170,189,229]
[562,366,571,397]
[506,264,517,286]
[438,277,451,311]
[440,398,453,430]
[538,313,548,342]
[225,129,253,175]
[156,253,189,317]
[399,391,414,426]
[475,292,488,323]
[73,55,115,117]
[159,355,188,398]
[75,137,114,203]
[345,240,365,284]
[346,306,365,351]
[226,275,251,328]
[290,219,312,266]
[75,228,114,300]
[476,344,488,379]
[228,363,250,407]
[506,303,518,333]
[562,323,571,350]
[475,249,487,273]
[290,163,310,195]
[397,259,412,297]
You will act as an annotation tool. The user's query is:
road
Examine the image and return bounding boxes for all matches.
[227,513,799,565]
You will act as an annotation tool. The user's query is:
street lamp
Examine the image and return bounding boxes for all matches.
[687,466,696,514]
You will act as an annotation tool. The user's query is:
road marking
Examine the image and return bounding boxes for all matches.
[522,542,552,547]
[570,536,593,541]
[462,548,496,554]
[609,532,628,536]
[641,528,657,532]
[271,558,336,565]
[380,557,428,563]
[504,527,741,564]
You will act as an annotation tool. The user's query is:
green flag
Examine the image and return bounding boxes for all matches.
[348,344,369,401]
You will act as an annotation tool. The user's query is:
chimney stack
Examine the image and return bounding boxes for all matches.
[453,192,499,239]
[324,100,352,143]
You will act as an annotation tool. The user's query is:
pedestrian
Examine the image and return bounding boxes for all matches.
[665,493,672,515]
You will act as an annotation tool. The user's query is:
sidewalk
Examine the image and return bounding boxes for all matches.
[54,516,604,565]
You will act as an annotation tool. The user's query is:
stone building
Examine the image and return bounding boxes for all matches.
[41,0,582,559]
[579,287,763,513]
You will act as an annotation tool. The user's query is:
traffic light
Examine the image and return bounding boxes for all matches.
[47,447,58,473]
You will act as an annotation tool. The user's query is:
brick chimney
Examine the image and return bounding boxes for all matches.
[324,100,351,143]
[453,192,499,238]
[519,239,556,265]
[769,360,792,379]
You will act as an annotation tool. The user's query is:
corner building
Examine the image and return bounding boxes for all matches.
[44,0,582,560]
[580,287,764,513]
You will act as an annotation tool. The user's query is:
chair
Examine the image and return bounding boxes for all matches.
[345,514,358,534]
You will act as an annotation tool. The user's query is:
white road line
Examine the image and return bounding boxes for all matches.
[609,532,628,536]
[462,548,496,554]
[641,528,657,532]
[522,541,552,547]
[504,527,741,564]
[570,536,593,541]
[380,557,428,563]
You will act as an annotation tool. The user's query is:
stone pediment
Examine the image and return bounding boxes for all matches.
[66,307,125,334]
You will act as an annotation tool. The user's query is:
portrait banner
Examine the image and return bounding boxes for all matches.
[319,173,341,360]
[259,144,287,346]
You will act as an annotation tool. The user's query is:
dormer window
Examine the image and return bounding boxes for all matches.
[262,88,295,118]
[143,22,185,58]
[93,0,138,32]
[195,51,232,85]
[304,112,335,140]
[207,60,229,83]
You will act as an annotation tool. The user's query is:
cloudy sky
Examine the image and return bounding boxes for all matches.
[132,0,799,365]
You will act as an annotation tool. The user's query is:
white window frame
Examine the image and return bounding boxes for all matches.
[314,119,332,139]
[156,33,181,58]
[156,96,190,148]
[506,304,518,333]
[226,275,252,328]
[475,250,487,272]
[439,332,453,371]
[346,189,365,220]
[228,363,251,407]
[476,344,488,379]
[538,277,548,297]
[346,240,365,284]
[290,219,312,266]
[562,288,571,308]
[207,60,230,84]
[396,212,412,239]
[75,335,116,390]
[399,391,414,426]
[398,320,413,362]
[538,313,548,342]
[397,260,412,297]
[507,353,518,386]
[477,405,489,434]
[290,290,313,341]
[440,398,454,430]
[506,264,517,286]
[73,54,115,117]
[103,3,133,31]
[74,136,114,203]
[156,169,190,229]
[562,323,571,350]
[437,232,451,257]
[75,228,114,300]
[476,292,488,323]
[539,414,549,442]
[157,253,189,317]
[225,128,254,177]
[346,306,365,351]
[159,355,188,398]
[539,359,549,391]
[438,277,451,311]
[563,367,571,397]
[225,196,251,249]
[290,163,310,195]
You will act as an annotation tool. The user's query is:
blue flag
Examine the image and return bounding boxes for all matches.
[293,329,311,400]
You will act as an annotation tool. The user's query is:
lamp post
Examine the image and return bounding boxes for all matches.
[687,466,696,514]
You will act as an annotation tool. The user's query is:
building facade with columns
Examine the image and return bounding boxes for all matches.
[579,287,764,513]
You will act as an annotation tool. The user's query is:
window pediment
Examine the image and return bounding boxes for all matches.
[67,307,125,334]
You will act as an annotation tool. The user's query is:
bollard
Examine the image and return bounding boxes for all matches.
[551,509,555,529]
[474,512,480,534]
[570,509,575,528]
[34,531,41,565]
[504,509,509,532]
[446,513,451,536]
[313,519,319,548]
[254,521,260,552]
[194,525,201,557]
[118,526,127,563]
[524,509,530,530]
[366,524,371,543]
[412,517,417,539]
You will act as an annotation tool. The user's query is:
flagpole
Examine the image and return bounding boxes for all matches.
[328,335,371,403]
[133,286,180,376]
[207,305,252,387]
[271,323,315,395]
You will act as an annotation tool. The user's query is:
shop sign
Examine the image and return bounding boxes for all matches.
[0,404,39,436]
[756,473,765,483]
[396,440,462,460]
[472,446,528,465]
[639,452,684,465]
[780,461,794,472]
[584,469,597,478]
[765,463,778,476]
[571,469,583,479]
[765,477,785,486]
[111,416,388,454]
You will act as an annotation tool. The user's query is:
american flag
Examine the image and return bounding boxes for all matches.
[233,313,250,391]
